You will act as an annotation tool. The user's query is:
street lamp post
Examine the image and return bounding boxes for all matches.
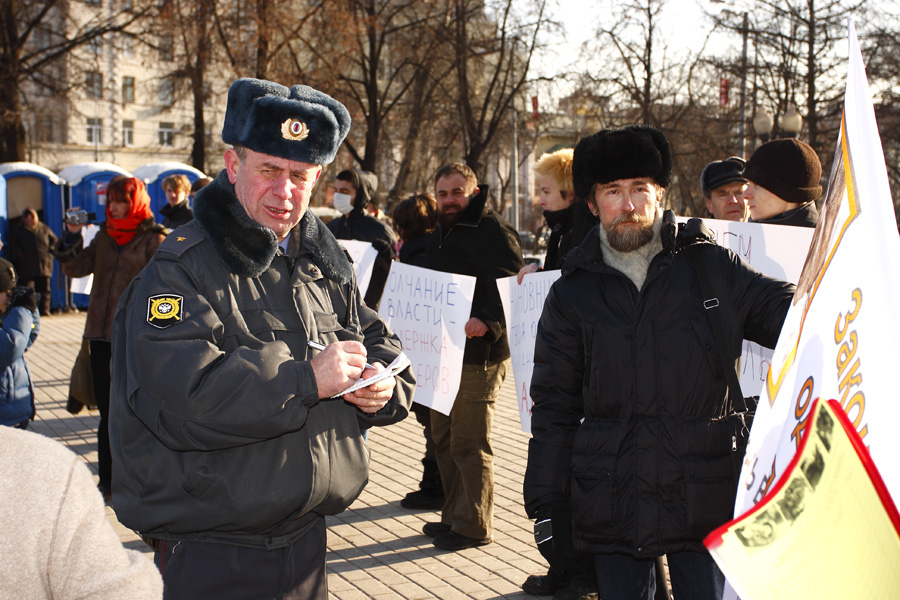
[738,11,749,157]
[752,108,774,143]
[752,105,803,144]
[711,1,750,157]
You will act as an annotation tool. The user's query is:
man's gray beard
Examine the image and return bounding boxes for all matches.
[605,214,655,252]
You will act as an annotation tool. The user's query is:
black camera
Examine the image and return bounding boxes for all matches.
[65,209,96,226]
[7,286,37,312]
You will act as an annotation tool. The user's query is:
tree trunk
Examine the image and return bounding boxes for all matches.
[806,0,818,150]
[0,0,26,162]
[390,69,429,198]
[189,0,212,171]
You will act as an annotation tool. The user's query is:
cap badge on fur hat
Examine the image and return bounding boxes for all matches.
[281,118,310,141]
[223,77,351,165]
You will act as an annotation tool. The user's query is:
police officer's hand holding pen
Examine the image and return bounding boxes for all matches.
[307,340,394,413]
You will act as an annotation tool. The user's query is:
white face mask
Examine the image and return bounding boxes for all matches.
[333,192,354,215]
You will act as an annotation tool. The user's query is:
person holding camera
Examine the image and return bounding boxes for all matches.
[0,259,41,430]
[53,177,166,500]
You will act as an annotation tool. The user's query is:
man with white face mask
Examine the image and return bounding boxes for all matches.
[328,168,397,309]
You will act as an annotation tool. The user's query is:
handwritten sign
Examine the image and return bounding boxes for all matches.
[337,239,377,301]
[70,224,100,295]
[378,262,475,415]
[688,218,814,397]
[498,271,561,433]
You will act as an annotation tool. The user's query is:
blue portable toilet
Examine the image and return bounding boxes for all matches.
[56,162,132,309]
[131,162,206,223]
[0,162,66,310]
[0,175,5,247]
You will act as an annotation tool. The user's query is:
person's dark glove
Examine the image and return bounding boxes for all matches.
[533,500,578,571]
[8,286,37,313]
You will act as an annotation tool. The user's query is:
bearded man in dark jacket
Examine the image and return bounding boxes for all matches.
[421,163,524,551]
[109,78,415,600]
[327,168,397,310]
[524,126,795,599]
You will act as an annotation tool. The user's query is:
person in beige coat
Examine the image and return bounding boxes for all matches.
[0,425,162,599]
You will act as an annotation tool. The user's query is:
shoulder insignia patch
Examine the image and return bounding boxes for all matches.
[147,294,183,328]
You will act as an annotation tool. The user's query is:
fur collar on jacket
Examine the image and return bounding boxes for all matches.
[193,170,353,284]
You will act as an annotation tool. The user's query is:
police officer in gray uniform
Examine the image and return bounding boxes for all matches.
[109,78,415,600]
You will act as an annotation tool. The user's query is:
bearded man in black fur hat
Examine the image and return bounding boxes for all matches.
[109,78,415,599]
[523,126,796,600]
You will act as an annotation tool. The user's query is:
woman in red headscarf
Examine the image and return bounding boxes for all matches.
[53,176,167,501]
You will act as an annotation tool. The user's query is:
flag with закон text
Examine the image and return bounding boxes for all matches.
[733,18,900,521]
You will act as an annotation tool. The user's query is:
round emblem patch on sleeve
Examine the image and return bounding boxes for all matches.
[147,294,184,328]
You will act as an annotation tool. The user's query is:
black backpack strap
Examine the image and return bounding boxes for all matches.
[685,243,748,416]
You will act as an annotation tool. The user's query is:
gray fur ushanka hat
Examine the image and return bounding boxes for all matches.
[222,78,351,165]
[572,125,672,197]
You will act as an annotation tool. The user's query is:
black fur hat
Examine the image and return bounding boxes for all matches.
[222,78,351,165]
[573,125,672,197]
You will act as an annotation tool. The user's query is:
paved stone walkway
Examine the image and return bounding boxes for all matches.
[27,312,546,599]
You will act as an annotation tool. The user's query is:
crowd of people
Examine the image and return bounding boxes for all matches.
[0,75,827,600]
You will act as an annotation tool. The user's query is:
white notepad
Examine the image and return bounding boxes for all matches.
[333,352,412,398]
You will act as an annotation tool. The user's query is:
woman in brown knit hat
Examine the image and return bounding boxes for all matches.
[742,138,823,228]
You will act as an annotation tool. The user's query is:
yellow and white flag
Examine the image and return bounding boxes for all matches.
[735,20,900,516]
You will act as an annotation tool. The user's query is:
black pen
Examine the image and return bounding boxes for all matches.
[307,340,376,371]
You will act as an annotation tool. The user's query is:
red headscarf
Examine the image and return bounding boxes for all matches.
[105,176,154,246]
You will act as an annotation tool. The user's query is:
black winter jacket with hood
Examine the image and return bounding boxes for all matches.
[524,213,794,557]
[423,185,523,366]
[109,171,414,549]
[751,200,819,228]
[327,169,397,309]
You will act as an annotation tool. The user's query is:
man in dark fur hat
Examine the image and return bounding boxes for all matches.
[109,78,415,599]
[420,163,524,551]
[524,126,796,599]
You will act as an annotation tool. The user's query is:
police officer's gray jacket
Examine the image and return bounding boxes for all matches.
[109,172,414,549]
[524,213,794,557]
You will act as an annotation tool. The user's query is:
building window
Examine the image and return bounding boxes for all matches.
[123,120,134,146]
[122,34,134,58]
[36,117,57,143]
[87,118,102,144]
[83,0,101,6]
[87,34,102,56]
[159,79,174,106]
[34,28,51,50]
[159,122,174,147]
[159,35,174,61]
[86,71,103,99]
[122,76,135,103]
